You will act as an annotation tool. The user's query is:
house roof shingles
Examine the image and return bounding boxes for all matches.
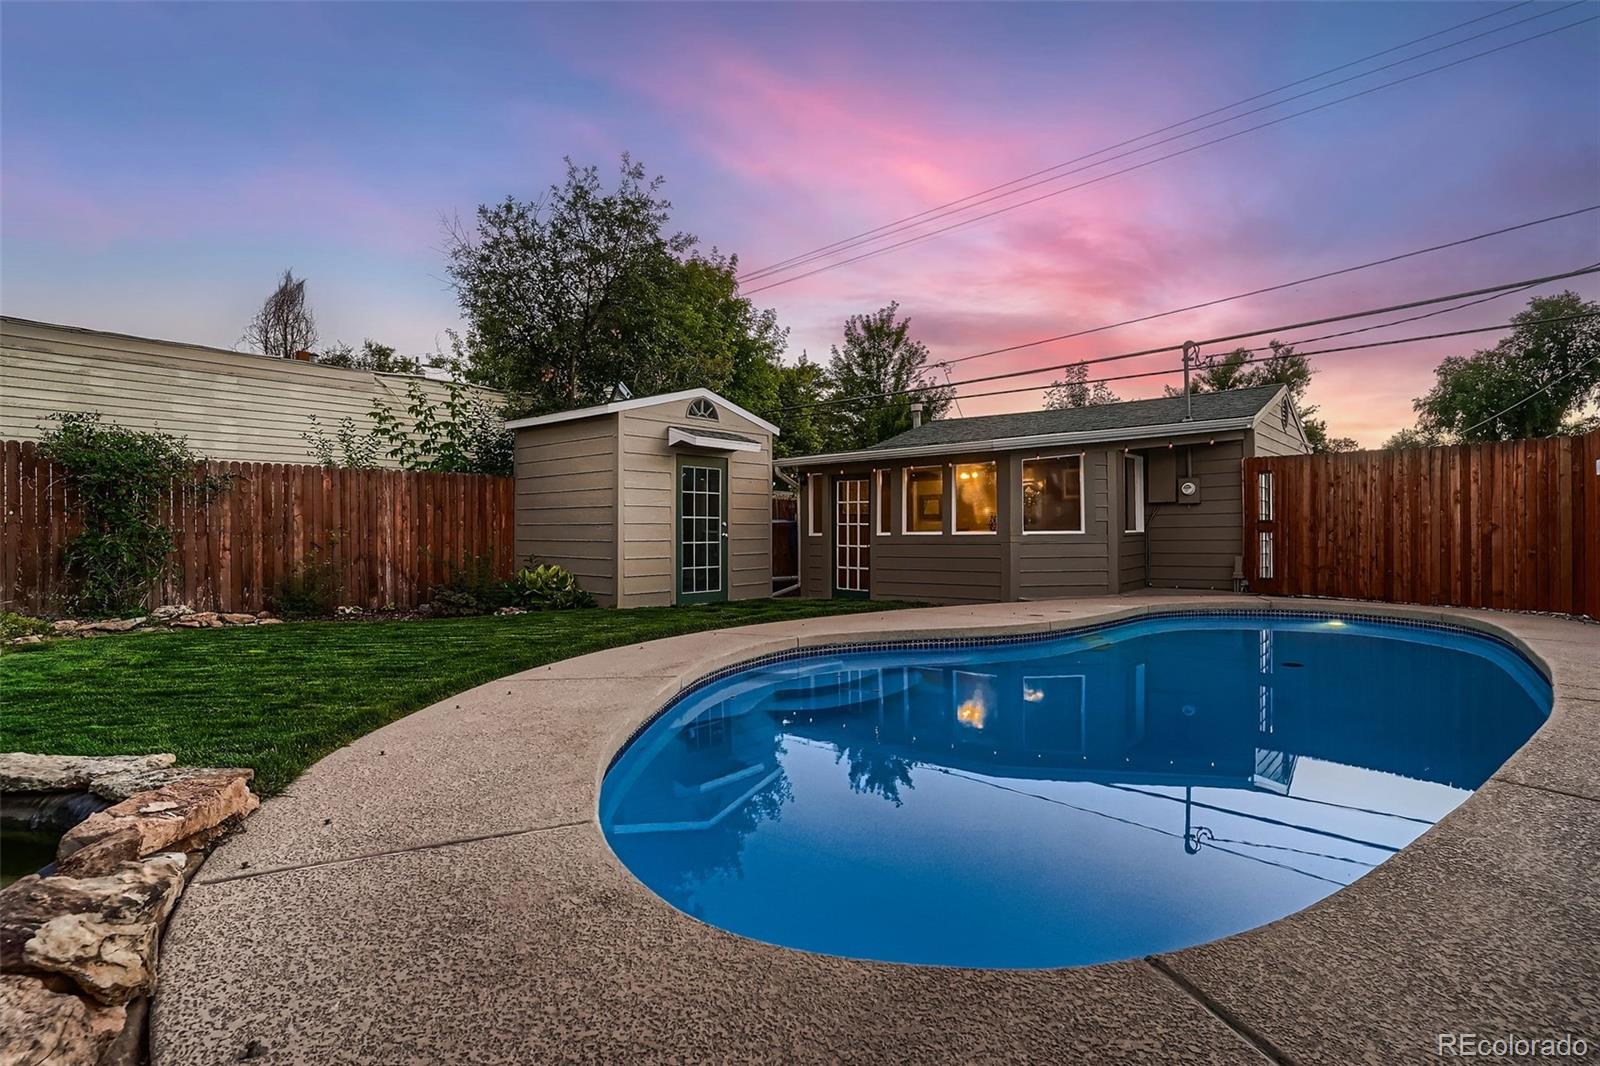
[861,384,1286,452]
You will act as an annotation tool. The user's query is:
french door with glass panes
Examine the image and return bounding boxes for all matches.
[833,476,871,599]
[676,457,728,604]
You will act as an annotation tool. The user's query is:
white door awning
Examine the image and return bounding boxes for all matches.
[667,427,762,453]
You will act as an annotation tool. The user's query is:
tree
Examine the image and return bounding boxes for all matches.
[826,303,953,450]
[243,269,317,359]
[316,339,424,376]
[1044,362,1119,409]
[1165,341,1354,452]
[770,354,835,459]
[1382,427,1441,451]
[444,153,707,409]
[1409,292,1600,443]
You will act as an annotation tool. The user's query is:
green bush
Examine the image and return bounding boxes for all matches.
[508,564,596,610]
[38,412,226,617]
[273,544,345,617]
[0,612,51,640]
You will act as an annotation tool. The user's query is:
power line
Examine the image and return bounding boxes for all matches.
[773,267,1600,412]
[917,309,1600,409]
[739,0,1547,283]
[742,16,1599,294]
[934,206,1600,370]
[1460,355,1600,436]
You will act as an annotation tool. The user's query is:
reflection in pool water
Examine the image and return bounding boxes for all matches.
[599,615,1550,968]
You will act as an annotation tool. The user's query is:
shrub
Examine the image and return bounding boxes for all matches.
[0,612,51,640]
[508,564,596,610]
[273,544,345,617]
[39,412,226,617]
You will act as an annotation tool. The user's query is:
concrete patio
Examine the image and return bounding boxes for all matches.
[152,594,1600,1065]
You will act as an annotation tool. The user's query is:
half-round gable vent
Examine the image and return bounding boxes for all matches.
[687,397,719,421]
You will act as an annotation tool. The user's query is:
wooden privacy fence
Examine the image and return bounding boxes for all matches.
[1244,430,1600,618]
[772,492,799,595]
[1,440,516,615]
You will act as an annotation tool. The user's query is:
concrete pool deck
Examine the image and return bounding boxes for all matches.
[152,594,1600,1065]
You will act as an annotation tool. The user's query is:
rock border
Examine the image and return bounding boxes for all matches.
[0,754,260,1066]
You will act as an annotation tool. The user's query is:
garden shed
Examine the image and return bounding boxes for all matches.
[505,389,777,608]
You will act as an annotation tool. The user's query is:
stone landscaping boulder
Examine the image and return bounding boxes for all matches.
[83,619,144,634]
[0,854,186,1005]
[0,974,127,1066]
[169,611,221,629]
[147,605,191,623]
[0,754,176,795]
[86,766,248,804]
[56,772,257,878]
[219,613,257,625]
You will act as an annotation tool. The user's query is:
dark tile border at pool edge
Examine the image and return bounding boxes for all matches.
[603,606,1552,773]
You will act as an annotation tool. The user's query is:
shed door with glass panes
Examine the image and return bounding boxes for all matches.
[833,476,870,598]
[676,457,728,604]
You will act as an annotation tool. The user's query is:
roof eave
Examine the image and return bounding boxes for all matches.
[503,387,781,436]
[774,416,1259,468]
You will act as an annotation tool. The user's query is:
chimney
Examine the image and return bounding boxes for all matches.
[910,402,924,429]
[292,350,315,362]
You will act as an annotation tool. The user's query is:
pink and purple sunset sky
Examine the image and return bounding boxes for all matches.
[3,1,1597,446]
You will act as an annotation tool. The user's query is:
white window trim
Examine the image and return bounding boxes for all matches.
[806,475,824,537]
[952,461,999,536]
[874,469,891,536]
[1020,452,1087,535]
[901,465,945,535]
[1021,674,1088,755]
[1123,453,1145,533]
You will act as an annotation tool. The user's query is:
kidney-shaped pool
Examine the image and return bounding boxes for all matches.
[599,613,1550,969]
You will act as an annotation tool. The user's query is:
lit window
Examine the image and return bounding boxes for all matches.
[1258,531,1275,580]
[1123,454,1144,533]
[1257,471,1274,522]
[807,474,825,536]
[903,466,944,533]
[954,462,997,533]
[875,469,891,535]
[687,397,719,421]
[1022,455,1083,533]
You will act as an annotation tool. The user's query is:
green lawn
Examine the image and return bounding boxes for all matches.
[1,599,910,795]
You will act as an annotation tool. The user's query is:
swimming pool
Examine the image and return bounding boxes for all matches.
[599,612,1551,969]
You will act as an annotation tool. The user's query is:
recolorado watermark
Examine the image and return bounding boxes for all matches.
[1438,1032,1590,1058]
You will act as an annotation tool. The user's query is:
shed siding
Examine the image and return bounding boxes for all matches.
[1146,441,1245,591]
[618,401,772,606]
[1251,400,1312,457]
[1,317,503,466]
[513,418,618,604]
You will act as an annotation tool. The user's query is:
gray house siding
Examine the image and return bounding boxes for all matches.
[1146,440,1246,591]
[513,418,619,604]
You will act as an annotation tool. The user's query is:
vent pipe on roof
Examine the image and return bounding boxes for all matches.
[909,402,924,429]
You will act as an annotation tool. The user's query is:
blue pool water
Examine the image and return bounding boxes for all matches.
[599,614,1550,969]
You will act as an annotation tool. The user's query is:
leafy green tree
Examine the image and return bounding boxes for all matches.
[1044,362,1119,409]
[1382,427,1441,451]
[447,155,786,416]
[316,340,424,375]
[1409,292,1600,443]
[826,303,953,450]
[1166,341,1354,452]
[369,380,512,476]
[770,354,835,458]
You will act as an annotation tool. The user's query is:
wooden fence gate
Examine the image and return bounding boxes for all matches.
[1243,430,1600,618]
[1,440,516,615]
